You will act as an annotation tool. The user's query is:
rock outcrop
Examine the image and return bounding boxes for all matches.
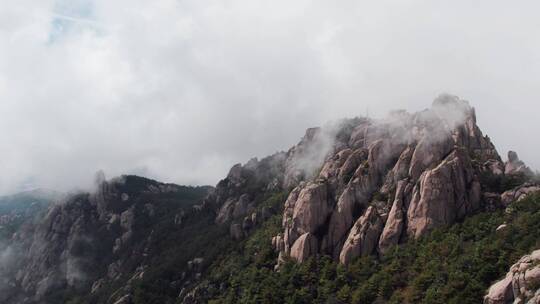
[289,233,318,262]
[406,148,481,238]
[272,95,527,265]
[5,94,537,303]
[505,151,533,176]
[6,175,212,303]
[378,180,409,253]
[501,183,540,206]
[339,206,384,264]
[484,249,540,304]
[283,181,330,249]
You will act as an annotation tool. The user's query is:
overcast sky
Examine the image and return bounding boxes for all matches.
[0,0,539,194]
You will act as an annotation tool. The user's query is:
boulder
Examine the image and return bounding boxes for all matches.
[323,185,357,257]
[407,149,480,238]
[292,182,330,232]
[215,194,254,225]
[290,233,318,262]
[378,180,409,254]
[232,194,253,219]
[484,275,513,304]
[501,184,540,206]
[495,224,507,232]
[215,198,235,224]
[339,207,383,264]
[485,249,540,304]
[282,181,329,253]
[505,151,533,176]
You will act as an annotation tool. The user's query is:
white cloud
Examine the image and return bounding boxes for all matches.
[0,0,539,194]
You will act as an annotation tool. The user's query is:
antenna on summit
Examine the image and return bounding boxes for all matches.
[365,107,370,119]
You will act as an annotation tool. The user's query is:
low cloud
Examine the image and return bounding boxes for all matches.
[1,0,540,194]
[0,243,16,271]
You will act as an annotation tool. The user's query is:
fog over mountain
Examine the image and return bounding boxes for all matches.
[1,0,540,195]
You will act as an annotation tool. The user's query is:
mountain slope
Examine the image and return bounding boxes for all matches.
[189,191,540,304]
[185,95,539,303]
[0,189,62,302]
[0,189,61,240]
[1,175,214,304]
[2,95,539,304]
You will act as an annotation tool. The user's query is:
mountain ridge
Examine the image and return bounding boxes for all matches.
[1,95,539,304]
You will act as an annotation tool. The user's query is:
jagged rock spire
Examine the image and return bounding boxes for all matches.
[271,96,514,265]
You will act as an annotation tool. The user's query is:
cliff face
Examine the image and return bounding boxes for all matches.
[270,94,531,264]
[0,190,58,303]
[203,94,534,268]
[179,95,538,304]
[205,120,362,241]
[1,175,212,304]
[200,94,534,269]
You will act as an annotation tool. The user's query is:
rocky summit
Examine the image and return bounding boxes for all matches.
[1,95,539,304]
[273,94,508,265]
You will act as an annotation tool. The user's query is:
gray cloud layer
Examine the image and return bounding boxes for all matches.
[1,0,539,194]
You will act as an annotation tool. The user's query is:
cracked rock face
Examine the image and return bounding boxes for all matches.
[378,180,409,254]
[6,175,211,303]
[484,249,540,304]
[270,95,524,265]
[407,148,481,238]
[289,233,318,262]
[339,206,384,265]
[288,182,330,238]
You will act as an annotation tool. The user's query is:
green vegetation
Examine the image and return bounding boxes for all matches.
[54,177,215,304]
[479,171,530,193]
[96,190,287,304]
[371,191,389,203]
[0,190,53,243]
[0,189,57,213]
[58,175,540,304]
[202,193,540,304]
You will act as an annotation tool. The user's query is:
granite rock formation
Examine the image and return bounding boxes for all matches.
[271,94,526,265]
[484,249,540,304]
